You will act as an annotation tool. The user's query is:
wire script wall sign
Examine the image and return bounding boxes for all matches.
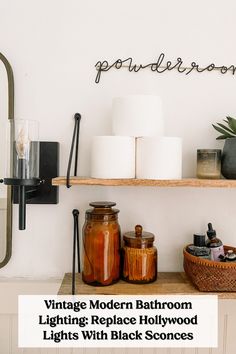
[94,53,236,84]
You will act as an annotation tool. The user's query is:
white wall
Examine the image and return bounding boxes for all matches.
[0,0,236,278]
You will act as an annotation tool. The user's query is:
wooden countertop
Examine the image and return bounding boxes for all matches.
[58,272,236,299]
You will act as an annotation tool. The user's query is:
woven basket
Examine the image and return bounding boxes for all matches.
[183,245,236,292]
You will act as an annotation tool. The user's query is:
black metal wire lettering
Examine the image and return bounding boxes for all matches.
[152,53,165,73]
[176,58,187,73]
[94,60,110,83]
[206,63,215,72]
[227,65,236,74]
[221,66,228,74]
[185,62,198,75]
[94,53,236,83]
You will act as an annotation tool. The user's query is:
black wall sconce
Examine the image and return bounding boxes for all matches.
[0,119,59,230]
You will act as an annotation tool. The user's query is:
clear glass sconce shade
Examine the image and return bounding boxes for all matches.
[7,119,39,179]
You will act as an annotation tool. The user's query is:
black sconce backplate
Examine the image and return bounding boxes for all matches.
[13,142,59,204]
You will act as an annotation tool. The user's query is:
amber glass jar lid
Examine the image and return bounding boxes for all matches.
[89,201,116,208]
[86,201,119,215]
[123,225,155,248]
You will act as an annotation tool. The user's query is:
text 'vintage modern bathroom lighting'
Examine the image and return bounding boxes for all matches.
[0,119,59,230]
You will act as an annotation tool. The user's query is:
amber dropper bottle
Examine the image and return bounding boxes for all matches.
[206,223,224,261]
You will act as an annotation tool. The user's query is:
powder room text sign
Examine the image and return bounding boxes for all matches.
[95,53,236,83]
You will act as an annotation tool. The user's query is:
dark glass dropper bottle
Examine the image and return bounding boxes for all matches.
[206,223,224,261]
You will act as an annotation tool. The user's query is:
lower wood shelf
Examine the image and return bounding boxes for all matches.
[58,272,236,299]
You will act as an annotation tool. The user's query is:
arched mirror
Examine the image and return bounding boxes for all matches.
[0,52,14,268]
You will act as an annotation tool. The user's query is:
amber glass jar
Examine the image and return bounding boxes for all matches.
[82,202,121,286]
[122,225,157,284]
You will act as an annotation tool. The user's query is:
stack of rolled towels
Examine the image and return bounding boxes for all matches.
[91,95,182,179]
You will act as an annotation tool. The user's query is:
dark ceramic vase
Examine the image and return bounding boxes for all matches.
[221,137,236,179]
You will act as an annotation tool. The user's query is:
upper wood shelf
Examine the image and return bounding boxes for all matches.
[52,177,236,188]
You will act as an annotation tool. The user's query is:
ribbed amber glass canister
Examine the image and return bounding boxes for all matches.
[82,202,121,286]
[122,225,157,284]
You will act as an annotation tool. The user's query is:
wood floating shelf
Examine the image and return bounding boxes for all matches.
[52,176,236,188]
[58,272,236,299]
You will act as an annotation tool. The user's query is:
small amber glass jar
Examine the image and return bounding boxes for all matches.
[122,225,157,284]
[82,201,121,286]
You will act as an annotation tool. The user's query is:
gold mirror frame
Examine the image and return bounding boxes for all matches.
[0,52,14,268]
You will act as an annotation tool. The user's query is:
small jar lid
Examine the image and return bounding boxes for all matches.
[89,201,116,208]
[226,250,236,261]
[193,234,206,247]
[123,225,155,248]
[86,201,119,216]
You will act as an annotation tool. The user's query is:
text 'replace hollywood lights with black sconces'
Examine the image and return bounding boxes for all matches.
[0,119,59,230]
